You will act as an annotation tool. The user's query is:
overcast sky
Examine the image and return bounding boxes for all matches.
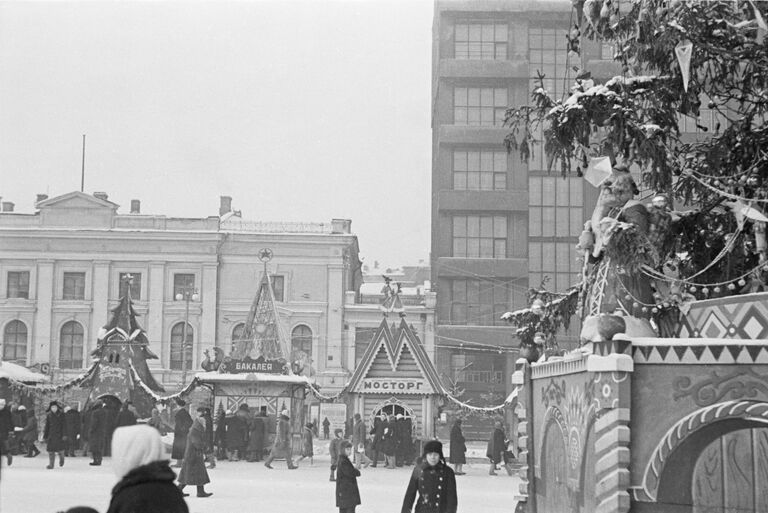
[0,0,433,269]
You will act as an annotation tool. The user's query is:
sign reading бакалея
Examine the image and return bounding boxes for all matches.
[219,355,286,374]
[361,378,432,394]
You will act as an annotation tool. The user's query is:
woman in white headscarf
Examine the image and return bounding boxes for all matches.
[106,424,188,513]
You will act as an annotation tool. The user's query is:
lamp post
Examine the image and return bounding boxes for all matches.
[175,288,199,386]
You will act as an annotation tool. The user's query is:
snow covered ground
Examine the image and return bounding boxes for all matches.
[0,453,520,513]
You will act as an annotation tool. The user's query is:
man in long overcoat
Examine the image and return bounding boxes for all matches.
[0,399,13,466]
[264,409,296,469]
[43,401,66,469]
[351,413,371,469]
[246,409,266,462]
[89,401,107,466]
[172,399,193,467]
[63,405,81,457]
[486,420,507,476]
[448,419,466,475]
[381,414,397,469]
[369,413,385,467]
[178,407,212,498]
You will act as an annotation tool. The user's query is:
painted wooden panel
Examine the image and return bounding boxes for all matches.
[539,421,569,513]
[693,436,723,513]
[753,429,768,511]
[368,346,422,378]
[581,424,597,513]
[723,430,754,512]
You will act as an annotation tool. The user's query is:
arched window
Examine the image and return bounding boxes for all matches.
[291,325,312,357]
[231,323,246,351]
[59,321,84,369]
[170,322,193,370]
[3,320,28,363]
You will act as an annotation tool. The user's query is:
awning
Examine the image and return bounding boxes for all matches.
[0,361,48,383]
[195,371,312,385]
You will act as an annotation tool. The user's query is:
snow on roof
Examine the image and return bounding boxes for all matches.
[194,371,313,384]
[0,361,49,383]
[220,217,332,234]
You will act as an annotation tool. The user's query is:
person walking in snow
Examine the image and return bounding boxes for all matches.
[172,399,193,468]
[43,401,67,469]
[401,440,457,513]
[264,409,297,469]
[177,407,212,498]
[16,405,39,457]
[335,440,361,513]
[64,405,82,457]
[89,401,108,466]
[294,422,314,466]
[351,413,371,469]
[322,417,331,440]
[448,419,466,475]
[0,399,13,466]
[328,428,344,481]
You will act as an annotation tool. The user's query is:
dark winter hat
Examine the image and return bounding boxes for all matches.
[175,398,186,407]
[340,440,352,451]
[239,403,250,411]
[334,428,343,436]
[197,406,208,414]
[354,413,361,421]
[423,440,444,458]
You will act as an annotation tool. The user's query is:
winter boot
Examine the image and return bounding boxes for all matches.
[178,484,189,497]
[46,453,55,469]
[488,462,497,475]
[59,451,65,467]
[197,485,213,498]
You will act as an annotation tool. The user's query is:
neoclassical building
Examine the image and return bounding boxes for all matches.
[0,191,363,390]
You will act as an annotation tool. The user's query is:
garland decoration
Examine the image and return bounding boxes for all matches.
[442,390,518,416]
[15,362,100,395]
[128,362,210,405]
[305,380,348,402]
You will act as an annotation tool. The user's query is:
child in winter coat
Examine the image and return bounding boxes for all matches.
[328,428,344,481]
[335,440,361,513]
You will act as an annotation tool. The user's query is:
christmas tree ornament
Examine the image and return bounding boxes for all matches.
[702,287,709,295]
[728,283,737,290]
[652,307,659,314]
[690,286,697,293]
[714,286,721,294]
[739,279,747,287]
[584,156,612,186]
[675,40,693,92]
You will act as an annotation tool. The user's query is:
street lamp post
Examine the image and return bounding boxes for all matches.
[175,288,199,386]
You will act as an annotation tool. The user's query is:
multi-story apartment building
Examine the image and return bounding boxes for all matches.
[431,0,598,412]
[0,191,363,392]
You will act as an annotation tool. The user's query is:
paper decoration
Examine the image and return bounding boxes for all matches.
[725,200,768,227]
[584,156,613,187]
[752,1,767,44]
[675,40,693,92]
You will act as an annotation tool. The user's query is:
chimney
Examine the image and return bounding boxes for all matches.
[1,202,15,212]
[36,194,48,204]
[93,192,109,201]
[130,199,141,214]
[219,196,232,216]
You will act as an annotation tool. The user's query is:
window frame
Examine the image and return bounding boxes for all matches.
[452,149,508,191]
[62,272,86,301]
[3,320,28,362]
[118,272,142,300]
[290,324,313,357]
[59,320,84,369]
[451,215,507,259]
[169,321,194,371]
[449,278,510,326]
[271,275,285,302]
[453,86,508,126]
[7,271,30,299]
[454,20,509,60]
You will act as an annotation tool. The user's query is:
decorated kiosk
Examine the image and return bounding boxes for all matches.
[195,251,311,451]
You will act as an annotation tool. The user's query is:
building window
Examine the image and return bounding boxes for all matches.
[170,322,193,371]
[453,150,507,191]
[454,87,508,126]
[450,353,504,384]
[455,21,508,60]
[528,241,581,292]
[528,27,569,99]
[3,320,28,362]
[291,325,313,374]
[600,43,615,60]
[118,273,142,300]
[7,271,30,299]
[271,275,285,302]
[231,323,246,351]
[452,215,507,258]
[59,321,84,369]
[62,272,86,300]
[528,176,584,238]
[173,274,195,298]
[449,278,510,326]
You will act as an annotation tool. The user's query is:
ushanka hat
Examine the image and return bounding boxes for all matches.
[423,440,444,458]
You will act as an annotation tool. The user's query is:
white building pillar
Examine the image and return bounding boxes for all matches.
[35,260,54,365]
[91,261,110,355]
[147,262,165,368]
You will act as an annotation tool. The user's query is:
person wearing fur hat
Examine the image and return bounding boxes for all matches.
[328,428,344,481]
[43,401,67,469]
[89,401,108,466]
[264,409,297,469]
[177,407,212,498]
[172,399,193,468]
[351,413,371,469]
[401,440,457,513]
[335,440,361,513]
[107,424,189,513]
[15,405,39,457]
[294,422,314,466]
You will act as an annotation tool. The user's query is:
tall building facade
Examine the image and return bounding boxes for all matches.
[0,191,363,391]
[431,0,597,410]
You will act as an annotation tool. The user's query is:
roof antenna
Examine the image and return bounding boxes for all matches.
[80,134,86,192]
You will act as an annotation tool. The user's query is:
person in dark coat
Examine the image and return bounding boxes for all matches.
[369,413,385,467]
[107,424,189,513]
[16,406,39,457]
[401,440,457,513]
[103,401,119,457]
[448,419,466,475]
[177,407,212,498]
[246,409,266,462]
[89,401,108,466]
[148,407,171,436]
[322,417,331,440]
[336,440,361,513]
[264,409,297,469]
[0,399,13,466]
[486,420,507,476]
[351,413,371,469]
[381,414,397,469]
[224,406,248,461]
[115,402,138,428]
[329,428,344,481]
[64,406,81,457]
[172,399,193,467]
[43,401,67,469]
